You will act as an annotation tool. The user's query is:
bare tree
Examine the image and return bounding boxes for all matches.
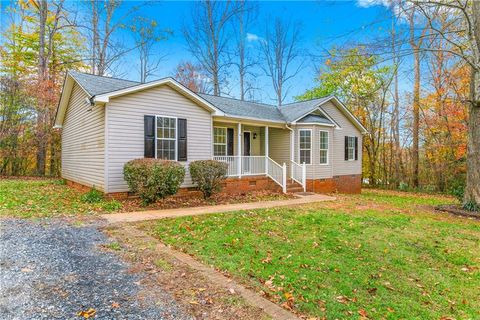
[232,0,257,100]
[183,0,242,96]
[129,17,171,83]
[260,18,303,106]
[408,0,480,205]
[88,0,139,76]
[174,61,211,94]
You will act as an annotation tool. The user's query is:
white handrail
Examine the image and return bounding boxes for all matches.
[267,157,286,192]
[213,156,287,193]
[290,160,306,192]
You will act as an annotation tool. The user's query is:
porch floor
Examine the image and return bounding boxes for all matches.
[101,193,336,223]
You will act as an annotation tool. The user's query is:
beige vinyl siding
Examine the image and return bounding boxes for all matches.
[61,83,105,190]
[268,127,290,168]
[106,85,212,192]
[320,101,362,176]
[212,122,266,156]
[292,125,333,179]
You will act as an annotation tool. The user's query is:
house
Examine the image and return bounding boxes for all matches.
[54,71,367,197]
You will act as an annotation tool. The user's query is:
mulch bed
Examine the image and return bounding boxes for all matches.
[435,204,480,220]
[117,190,296,213]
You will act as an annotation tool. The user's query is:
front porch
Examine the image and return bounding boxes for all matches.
[212,120,306,193]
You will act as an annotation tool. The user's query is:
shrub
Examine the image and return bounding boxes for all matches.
[124,158,185,204]
[80,188,104,203]
[398,182,409,192]
[189,160,228,199]
[463,200,479,212]
[449,184,464,203]
[101,200,123,212]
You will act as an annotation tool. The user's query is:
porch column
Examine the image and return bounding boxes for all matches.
[237,122,242,177]
[290,128,294,177]
[265,126,269,174]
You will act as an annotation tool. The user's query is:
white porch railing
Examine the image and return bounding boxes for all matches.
[267,157,287,193]
[213,156,286,193]
[291,160,307,192]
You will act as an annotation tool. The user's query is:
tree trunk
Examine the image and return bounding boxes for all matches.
[464,67,480,204]
[412,45,420,189]
[36,0,48,176]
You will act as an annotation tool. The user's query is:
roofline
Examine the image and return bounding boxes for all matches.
[326,96,368,134]
[215,114,286,125]
[93,78,225,115]
[290,96,368,134]
[54,71,92,128]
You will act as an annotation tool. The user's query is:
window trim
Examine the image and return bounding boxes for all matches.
[213,126,228,156]
[298,128,312,165]
[155,115,178,161]
[347,136,355,161]
[319,130,329,165]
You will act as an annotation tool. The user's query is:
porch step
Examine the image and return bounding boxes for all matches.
[286,180,304,193]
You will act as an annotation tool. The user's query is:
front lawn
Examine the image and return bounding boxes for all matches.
[0,179,122,218]
[146,190,480,319]
[0,178,291,218]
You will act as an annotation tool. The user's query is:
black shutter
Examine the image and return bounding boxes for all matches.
[177,118,187,161]
[354,137,358,160]
[344,136,348,161]
[144,115,155,158]
[227,128,234,156]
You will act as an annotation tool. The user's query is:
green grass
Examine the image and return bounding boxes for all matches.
[148,190,480,319]
[0,179,122,218]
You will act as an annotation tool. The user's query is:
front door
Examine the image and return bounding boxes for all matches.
[243,132,251,173]
[243,132,251,156]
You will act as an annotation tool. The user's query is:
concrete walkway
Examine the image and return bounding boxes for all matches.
[101,193,335,223]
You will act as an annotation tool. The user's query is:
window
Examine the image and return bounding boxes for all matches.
[347,136,355,160]
[319,131,329,164]
[213,127,227,156]
[156,116,176,160]
[299,129,312,164]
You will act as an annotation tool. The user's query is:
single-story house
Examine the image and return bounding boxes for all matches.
[54,71,367,197]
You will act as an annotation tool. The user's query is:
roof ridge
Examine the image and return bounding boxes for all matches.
[199,92,277,108]
[280,95,333,107]
[68,70,140,84]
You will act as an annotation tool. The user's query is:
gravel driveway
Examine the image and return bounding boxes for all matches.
[0,219,192,320]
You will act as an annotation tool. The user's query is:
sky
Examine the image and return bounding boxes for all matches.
[1,0,398,104]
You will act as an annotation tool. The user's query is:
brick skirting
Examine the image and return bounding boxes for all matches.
[65,175,282,200]
[306,174,362,194]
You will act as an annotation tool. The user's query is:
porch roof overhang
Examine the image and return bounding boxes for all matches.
[213,115,287,128]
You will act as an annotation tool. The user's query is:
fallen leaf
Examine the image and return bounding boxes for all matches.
[358,308,368,318]
[111,302,120,308]
[77,308,96,319]
[335,295,350,304]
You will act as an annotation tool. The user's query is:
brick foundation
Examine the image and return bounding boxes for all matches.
[66,175,282,200]
[306,174,361,194]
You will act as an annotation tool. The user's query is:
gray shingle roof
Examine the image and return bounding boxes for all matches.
[67,71,334,124]
[297,114,334,125]
[278,97,333,122]
[69,70,139,96]
[198,94,285,122]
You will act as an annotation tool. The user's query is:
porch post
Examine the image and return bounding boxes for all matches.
[290,129,294,177]
[237,122,242,178]
[265,126,269,174]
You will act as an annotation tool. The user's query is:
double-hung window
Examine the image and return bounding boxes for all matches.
[156,116,177,160]
[319,131,329,164]
[347,136,355,160]
[213,127,227,156]
[299,129,312,164]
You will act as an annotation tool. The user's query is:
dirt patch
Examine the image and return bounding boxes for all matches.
[103,224,273,320]
[436,205,480,220]
[117,190,295,213]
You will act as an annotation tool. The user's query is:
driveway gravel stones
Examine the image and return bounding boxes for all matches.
[0,218,192,320]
